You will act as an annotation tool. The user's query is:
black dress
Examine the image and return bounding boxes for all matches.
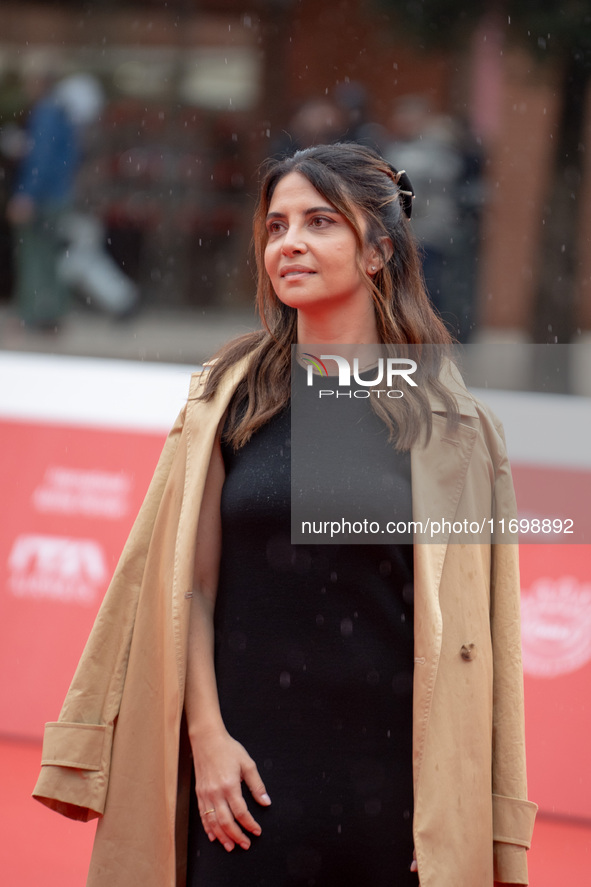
[188,389,416,887]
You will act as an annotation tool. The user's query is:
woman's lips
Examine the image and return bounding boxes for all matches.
[280,267,316,279]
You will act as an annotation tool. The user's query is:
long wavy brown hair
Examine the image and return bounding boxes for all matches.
[199,143,458,449]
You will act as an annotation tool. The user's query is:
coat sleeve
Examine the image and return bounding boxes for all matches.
[32,404,187,821]
[489,417,537,883]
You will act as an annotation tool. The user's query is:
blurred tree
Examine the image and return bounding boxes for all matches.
[377,0,591,344]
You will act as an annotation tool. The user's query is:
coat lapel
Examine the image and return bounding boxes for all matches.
[409,381,480,786]
[411,363,480,578]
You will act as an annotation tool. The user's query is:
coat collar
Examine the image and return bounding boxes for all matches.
[411,356,480,537]
[423,357,479,418]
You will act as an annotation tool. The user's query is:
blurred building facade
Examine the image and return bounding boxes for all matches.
[0,0,589,344]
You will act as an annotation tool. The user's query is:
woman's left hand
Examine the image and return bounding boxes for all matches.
[191,725,271,852]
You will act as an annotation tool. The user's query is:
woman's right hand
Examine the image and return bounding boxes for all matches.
[187,443,270,851]
[191,727,272,852]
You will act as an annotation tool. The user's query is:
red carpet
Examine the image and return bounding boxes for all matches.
[1,737,589,884]
[0,738,96,886]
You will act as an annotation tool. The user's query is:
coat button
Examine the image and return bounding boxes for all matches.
[460,643,476,661]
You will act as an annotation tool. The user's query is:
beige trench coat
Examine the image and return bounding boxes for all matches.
[33,355,537,886]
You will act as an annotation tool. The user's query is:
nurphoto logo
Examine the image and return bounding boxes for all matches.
[303,352,418,399]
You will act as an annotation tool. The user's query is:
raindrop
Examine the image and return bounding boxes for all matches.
[379,559,392,577]
[280,671,291,689]
[316,614,325,626]
[340,617,353,637]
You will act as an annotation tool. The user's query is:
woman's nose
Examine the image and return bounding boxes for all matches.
[281,227,307,255]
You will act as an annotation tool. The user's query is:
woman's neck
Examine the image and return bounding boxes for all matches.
[296,304,379,346]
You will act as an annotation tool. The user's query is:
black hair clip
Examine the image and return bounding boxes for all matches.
[388,166,415,219]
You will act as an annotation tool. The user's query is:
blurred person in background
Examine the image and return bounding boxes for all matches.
[5,71,138,330]
[333,79,388,152]
[272,97,346,157]
[274,86,387,160]
[6,69,77,330]
[54,73,139,319]
[384,95,483,340]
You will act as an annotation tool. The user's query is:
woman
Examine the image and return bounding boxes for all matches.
[33,144,536,887]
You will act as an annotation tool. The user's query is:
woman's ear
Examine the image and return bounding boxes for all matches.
[366,237,394,275]
[381,236,394,264]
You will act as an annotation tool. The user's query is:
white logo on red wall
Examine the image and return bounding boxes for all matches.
[521,576,591,678]
[7,534,108,605]
[32,467,131,519]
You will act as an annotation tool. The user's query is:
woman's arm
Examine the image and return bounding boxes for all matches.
[185,436,271,852]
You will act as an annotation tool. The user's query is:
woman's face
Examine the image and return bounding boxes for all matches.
[264,172,376,318]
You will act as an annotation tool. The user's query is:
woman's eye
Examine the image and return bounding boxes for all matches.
[310,216,331,228]
[267,221,284,234]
